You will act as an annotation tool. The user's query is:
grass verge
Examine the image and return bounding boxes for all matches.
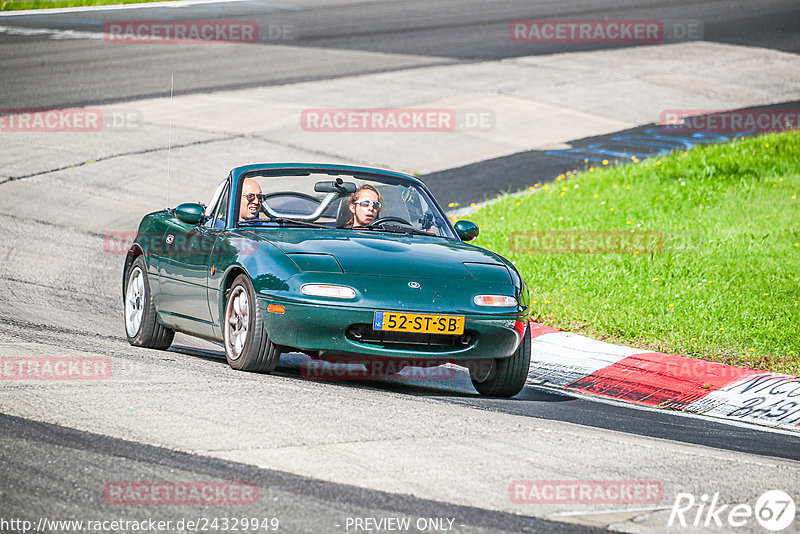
[463,130,800,375]
[1,0,170,11]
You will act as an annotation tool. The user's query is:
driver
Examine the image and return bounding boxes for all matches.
[347,185,382,227]
[239,178,263,221]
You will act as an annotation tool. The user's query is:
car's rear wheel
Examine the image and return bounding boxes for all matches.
[471,323,530,398]
[224,274,282,373]
[124,256,174,349]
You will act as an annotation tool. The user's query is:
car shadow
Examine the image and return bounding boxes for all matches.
[168,344,226,363]
[166,345,573,402]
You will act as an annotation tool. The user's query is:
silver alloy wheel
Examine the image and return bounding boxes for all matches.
[125,266,145,338]
[225,284,249,361]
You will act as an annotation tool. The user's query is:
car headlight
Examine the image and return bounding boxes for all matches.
[301,284,356,299]
[473,295,517,307]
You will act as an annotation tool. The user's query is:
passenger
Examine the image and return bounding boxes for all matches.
[239,178,263,221]
[347,184,382,227]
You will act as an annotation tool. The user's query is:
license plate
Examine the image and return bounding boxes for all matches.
[373,311,465,335]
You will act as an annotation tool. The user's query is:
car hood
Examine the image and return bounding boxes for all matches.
[240,228,511,281]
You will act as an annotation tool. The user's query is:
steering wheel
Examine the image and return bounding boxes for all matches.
[367,216,413,229]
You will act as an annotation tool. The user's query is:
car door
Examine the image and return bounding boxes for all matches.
[156,186,229,337]
[204,182,235,339]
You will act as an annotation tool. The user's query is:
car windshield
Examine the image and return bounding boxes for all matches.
[234,170,457,239]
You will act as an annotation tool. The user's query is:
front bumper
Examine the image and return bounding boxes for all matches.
[258,298,523,362]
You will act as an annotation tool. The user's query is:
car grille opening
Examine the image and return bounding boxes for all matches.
[345,324,476,351]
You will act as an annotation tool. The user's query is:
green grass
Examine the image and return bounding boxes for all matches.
[0,0,169,10]
[464,130,800,375]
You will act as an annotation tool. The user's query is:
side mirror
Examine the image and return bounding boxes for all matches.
[174,203,205,225]
[454,220,479,241]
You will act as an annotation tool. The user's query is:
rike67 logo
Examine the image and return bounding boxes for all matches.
[669,490,796,531]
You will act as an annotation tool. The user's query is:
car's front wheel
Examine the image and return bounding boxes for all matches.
[471,323,530,398]
[224,274,282,373]
[124,256,174,350]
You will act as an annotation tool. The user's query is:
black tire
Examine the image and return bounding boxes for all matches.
[223,274,282,373]
[123,256,174,350]
[471,323,531,398]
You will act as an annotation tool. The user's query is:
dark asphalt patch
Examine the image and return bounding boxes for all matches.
[424,100,800,207]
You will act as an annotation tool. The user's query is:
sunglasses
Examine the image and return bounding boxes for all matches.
[244,193,263,203]
[353,199,381,210]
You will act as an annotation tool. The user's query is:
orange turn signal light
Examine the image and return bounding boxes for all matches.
[267,304,285,314]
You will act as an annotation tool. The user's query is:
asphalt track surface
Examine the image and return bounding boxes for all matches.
[268,356,800,463]
[2,1,800,532]
[2,413,594,534]
[0,0,798,108]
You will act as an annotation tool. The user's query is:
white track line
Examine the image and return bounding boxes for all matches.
[0,24,102,38]
[549,506,673,517]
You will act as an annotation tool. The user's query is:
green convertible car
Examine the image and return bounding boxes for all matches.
[123,163,532,397]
